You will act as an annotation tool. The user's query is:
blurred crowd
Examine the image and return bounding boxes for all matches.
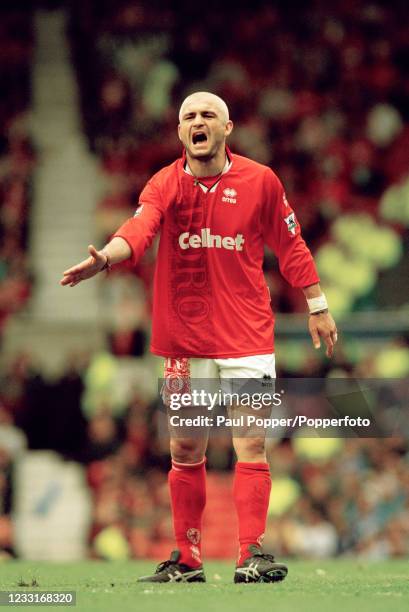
[67,0,409,320]
[266,438,409,559]
[1,351,408,560]
[0,8,35,342]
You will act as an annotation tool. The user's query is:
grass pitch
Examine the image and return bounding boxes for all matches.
[0,559,408,612]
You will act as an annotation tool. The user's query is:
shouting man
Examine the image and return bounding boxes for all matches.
[61,92,337,583]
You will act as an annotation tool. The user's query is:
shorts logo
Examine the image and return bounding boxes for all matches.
[284,212,297,235]
[262,374,273,388]
[187,528,201,545]
[165,376,185,393]
[222,187,237,203]
[163,358,191,405]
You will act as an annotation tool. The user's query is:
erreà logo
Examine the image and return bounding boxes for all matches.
[222,187,237,204]
[134,204,144,217]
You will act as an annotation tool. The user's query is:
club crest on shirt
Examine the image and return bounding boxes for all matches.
[134,204,144,217]
[222,188,237,204]
[284,212,297,235]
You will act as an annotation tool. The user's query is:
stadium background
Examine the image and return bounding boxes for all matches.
[0,0,408,563]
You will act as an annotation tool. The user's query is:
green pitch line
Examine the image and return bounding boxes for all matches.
[0,560,408,612]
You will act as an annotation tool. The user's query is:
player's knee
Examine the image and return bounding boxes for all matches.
[170,438,205,463]
[233,437,266,461]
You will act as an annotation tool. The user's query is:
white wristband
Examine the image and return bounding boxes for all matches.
[307,293,328,314]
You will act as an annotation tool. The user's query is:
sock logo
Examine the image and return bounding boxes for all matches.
[190,545,201,564]
[187,528,201,545]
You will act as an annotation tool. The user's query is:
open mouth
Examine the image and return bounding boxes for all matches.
[192,132,208,145]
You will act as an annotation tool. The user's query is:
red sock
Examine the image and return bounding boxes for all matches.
[233,461,271,565]
[168,458,206,567]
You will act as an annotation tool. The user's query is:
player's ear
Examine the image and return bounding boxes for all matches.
[177,124,183,142]
[225,120,233,137]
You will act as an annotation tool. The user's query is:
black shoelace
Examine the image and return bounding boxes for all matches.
[253,552,276,562]
[155,559,177,573]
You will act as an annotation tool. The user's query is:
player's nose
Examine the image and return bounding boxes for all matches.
[192,114,204,127]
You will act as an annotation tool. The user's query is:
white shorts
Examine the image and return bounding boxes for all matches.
[187,353,276,380]
[163,354,276,404]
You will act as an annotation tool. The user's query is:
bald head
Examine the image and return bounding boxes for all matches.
[179,91,230,124]
[178,91,233,167]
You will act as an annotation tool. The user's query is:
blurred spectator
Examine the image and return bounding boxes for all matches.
[0,6,35,340]
[0,399,27,558]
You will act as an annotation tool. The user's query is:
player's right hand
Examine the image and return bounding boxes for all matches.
[60,245,107,287]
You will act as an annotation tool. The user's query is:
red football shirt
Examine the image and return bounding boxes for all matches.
[114,149,319,358]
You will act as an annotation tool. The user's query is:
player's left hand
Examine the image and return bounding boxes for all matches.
[308,311,338,358]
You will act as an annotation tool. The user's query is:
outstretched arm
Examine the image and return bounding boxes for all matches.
[61,175,164,288]
[60,237,131,287]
